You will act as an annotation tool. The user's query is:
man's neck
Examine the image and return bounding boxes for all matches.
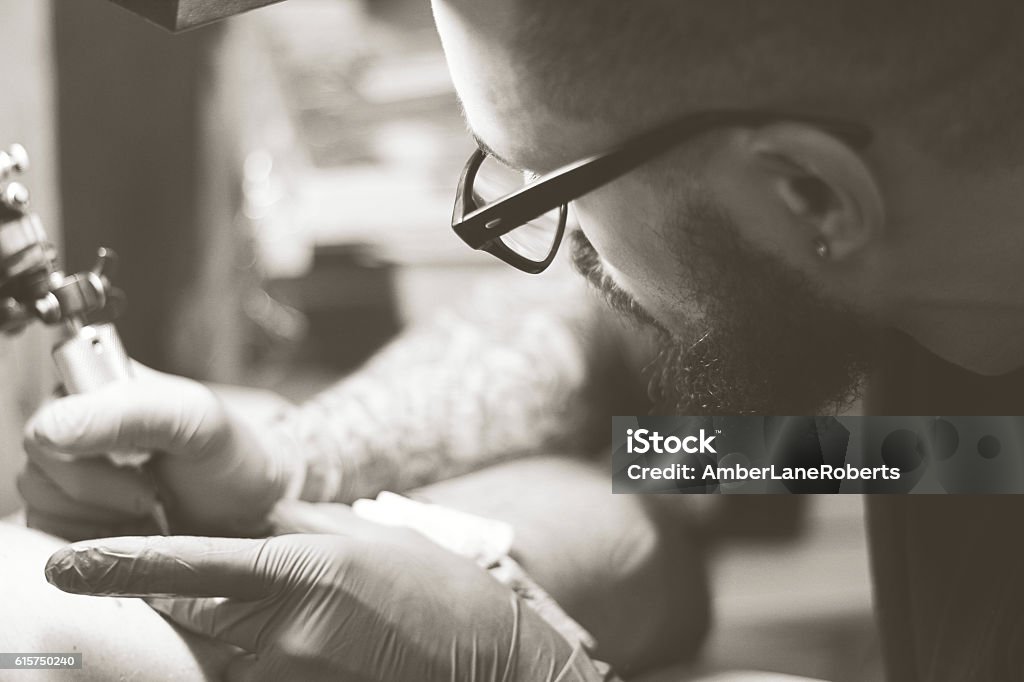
[866,330,1024,414]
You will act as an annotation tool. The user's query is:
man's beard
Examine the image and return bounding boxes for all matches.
[644,194,880,416]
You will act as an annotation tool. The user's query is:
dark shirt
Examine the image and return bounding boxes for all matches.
[866,332,1024,681]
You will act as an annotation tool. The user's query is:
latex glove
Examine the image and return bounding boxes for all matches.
[43,511,594,682]
[269,496,373,535]
[19,366,301,540]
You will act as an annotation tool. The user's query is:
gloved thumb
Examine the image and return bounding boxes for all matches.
[26,377,224,458]
[270,500,368,535]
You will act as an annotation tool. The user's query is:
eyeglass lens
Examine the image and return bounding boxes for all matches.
[471,154,562,262]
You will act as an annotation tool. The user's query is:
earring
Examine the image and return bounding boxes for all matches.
[814,239,830,259]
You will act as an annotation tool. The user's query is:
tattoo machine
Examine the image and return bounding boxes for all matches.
[0,144,170,534]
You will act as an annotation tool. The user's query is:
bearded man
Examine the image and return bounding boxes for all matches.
[13,2,1024,680]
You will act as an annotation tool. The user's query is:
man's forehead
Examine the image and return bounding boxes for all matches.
[464,103,621,176]
[435,0,628,173]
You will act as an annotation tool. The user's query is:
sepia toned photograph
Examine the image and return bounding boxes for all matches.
[2,1,1023,680]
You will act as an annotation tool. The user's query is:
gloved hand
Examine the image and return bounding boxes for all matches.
[19,365,302,540]
[43,509,591,682]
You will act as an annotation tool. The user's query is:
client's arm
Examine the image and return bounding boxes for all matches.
[0,522,231,681]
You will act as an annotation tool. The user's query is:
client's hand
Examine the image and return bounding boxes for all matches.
[43,510,586,682]
[19,366,302,540]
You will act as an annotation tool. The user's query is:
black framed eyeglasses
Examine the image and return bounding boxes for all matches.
[451,110,872,274]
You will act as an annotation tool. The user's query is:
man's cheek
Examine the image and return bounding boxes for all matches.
[574,212,697,331]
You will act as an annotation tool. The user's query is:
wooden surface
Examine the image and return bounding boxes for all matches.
[0,0,61,515]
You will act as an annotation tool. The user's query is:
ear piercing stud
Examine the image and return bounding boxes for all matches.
[814,239,830,259]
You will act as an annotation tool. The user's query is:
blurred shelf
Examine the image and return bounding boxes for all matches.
[240,0,482,270]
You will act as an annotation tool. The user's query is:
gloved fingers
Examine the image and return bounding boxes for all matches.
[17,462,153,524]
[24,441,157,515]
[25,507,160,542]
[24,508,96,542]
[269,500,378,537]
[148,596,270,653]
[24,378,224,458]
[224,644,338,682]
[148,596,337,671]
[44,535,271,600]
[224,653,260,682]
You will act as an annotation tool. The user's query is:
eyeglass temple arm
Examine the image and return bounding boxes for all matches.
[455,111,871,246]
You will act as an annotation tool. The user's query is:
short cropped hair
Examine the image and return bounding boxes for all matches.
[513,1,1024,168]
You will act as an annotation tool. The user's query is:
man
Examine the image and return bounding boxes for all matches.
[16,276,714,677]
[19,0,1024,679]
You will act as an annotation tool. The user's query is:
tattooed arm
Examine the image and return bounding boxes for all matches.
[18,268,708,672]
[280,269,654,503]
[20,266,654,535]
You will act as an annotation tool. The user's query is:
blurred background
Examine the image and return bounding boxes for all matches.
[0,0,518,510]
[0,2,881,679]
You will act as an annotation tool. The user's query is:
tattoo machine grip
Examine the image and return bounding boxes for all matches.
[52,323,171,534]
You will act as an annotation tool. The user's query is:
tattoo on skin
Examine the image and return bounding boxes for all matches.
[275,272,647,502]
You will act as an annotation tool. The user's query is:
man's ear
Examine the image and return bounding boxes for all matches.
[747,123,884,262]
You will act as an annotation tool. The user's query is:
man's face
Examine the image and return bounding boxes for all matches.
[433,0,880,414]
[570,196,876,415]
